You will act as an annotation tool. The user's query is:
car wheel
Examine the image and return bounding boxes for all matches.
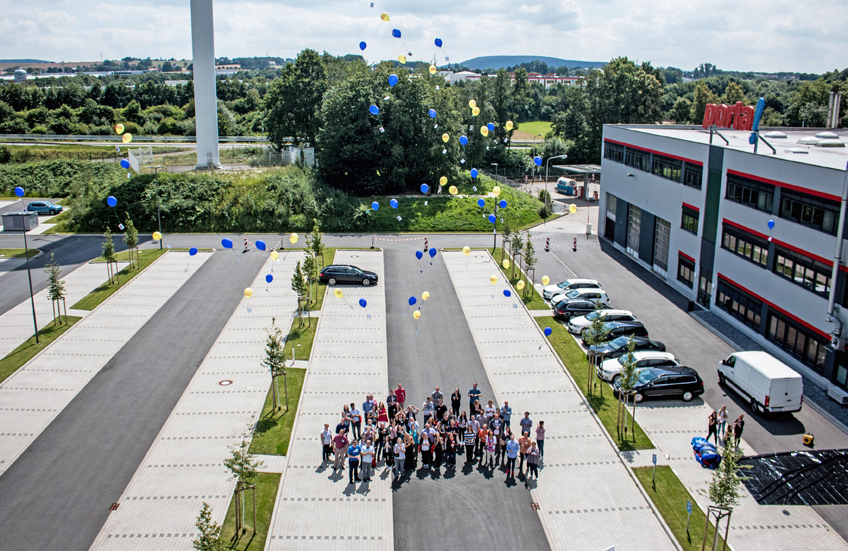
[750,399,759,414]
[50,210,57,215]
[362,278,371,286]
[328,278,336,286]
[634,393,644,403]
[612,375,621,384]
[718,372,725,385]
[682,391,694,402]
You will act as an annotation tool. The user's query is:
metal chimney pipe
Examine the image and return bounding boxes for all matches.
[827,92,835,129]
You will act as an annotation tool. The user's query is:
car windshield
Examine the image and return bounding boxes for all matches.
[608,336,631,349]
[586,311,602,321]
[617,353,635,365]
[637,369,660,385]
[557,281,570,289]
[565,290,581,298]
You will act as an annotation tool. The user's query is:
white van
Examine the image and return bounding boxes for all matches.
[717,351,803,414]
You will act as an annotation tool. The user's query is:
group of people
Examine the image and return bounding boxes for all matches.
[319,383,545,486]
[705,405,745,449]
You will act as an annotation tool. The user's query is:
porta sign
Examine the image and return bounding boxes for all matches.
[702,101,755,130]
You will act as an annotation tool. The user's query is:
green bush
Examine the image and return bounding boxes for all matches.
[0,160,124,197]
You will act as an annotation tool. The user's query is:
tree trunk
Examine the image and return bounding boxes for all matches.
[284,370,289,411]
[632,401,638,442]
[271,373,279,411]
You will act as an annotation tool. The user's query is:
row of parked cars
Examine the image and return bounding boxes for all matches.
[543,278,705,404]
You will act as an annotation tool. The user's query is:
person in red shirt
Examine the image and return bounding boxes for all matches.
[395,383,406,408]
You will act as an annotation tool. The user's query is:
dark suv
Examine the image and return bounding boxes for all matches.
[318,265,379,286]
[613,366,705,403]
[581,321,648,344]
[587,336,666,363]
[553,299,596,321]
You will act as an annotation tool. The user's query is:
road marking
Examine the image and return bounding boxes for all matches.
[550,250,578,278]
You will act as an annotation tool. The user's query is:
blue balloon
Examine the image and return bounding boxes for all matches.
[107,195,117,207]
[120,159,130,169]
[266,274,273,283]
[767,220,775,230]
[435,38,443,48]
[534,156,543,166]
[408,296,417,306]
[372,201,379,211]
[460,135,468,146]
[388,74,398,87]
[503,289,511,297]
[748,132,758,145]
[359,298,367,308]
[477,198,485,207]
[222,238,233,249]
[470,168,478,179]
[752,97,766,132]
[369,105,380,115]
[359,41,367,51]
[255,240,266,251]
[390,199,398,209]
[14,186,24,198]
[415,250,424,259]
[544,327,553,337]
[189,247,198,256]
[420,183,429,194]
[429,248,437,258]
[487,123,494,132]
[429,109,437,118]
[499,200,507,209]
[488,214,496,223]
[392,29,401,38]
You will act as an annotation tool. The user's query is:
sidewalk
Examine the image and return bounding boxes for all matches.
[443,250,678,551]
[89,252,303,550]
[0,251,209,476]
[267,250,392,551]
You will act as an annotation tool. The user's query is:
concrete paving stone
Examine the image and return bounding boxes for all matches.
[256,454,287,473]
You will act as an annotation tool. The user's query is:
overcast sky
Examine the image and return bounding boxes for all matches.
[0,0,845,73]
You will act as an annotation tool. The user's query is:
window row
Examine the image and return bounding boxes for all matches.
[677,255,695,288]
[779,188,840,236]
[652,154,682,182]
[625,148,651,172]
[716,279,762,331]
[604,142,624,163]
[681,206,699,235]
[725,173,774,213]
[604,141,703,188]
[767,311,828,374]
[721,225,769,268]
[773,247,831,297]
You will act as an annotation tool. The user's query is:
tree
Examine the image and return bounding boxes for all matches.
[703,435,748,551]
[223,423,264,536]
[582,302,611,394]
[691,82,719,124]
[264,49,328,148]
[161,61,175,73]
[44,253,66,325]
[722,82,745,105]
[193,502,225,551]
[303,251,317,305]
[672,97,692,123]
[262,322,288,412]
[510,232,524,280]
[102,228,119,284]
[123,214,139,270]
[615,337,639,441]
[500,217,512,258]
[522,232,536,297]
[291,261,309,326]
[538,189,552,220]
[309,223,324,268]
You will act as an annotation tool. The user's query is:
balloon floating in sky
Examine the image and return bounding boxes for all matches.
[122,133,132,144]
[544,327,553,337]
[244,288,253,298]
[449,186,458,195]
[107,195,117,207]
[413,310,421,320]
[422,291,430,300]
[14,186,24,197]
[439,176,448,186]
[435,38,443,48]
[380,12,390,21]
[429,248,437,258]
[372,201,380,211]
[470,168,478,178]
[429,65,437,75]
[392,28,401,38]
[767,220,775,230]
[390,199,399,209]
[469,99,477,108]
[472,106,480,117]
[189,247,198,256]
[255,240,266,251]
[477,198,485,207]
[222,238,233,249]
[569,204,578,214]
[359,298,367,308]
[488,214,496,223]
[502,259,510,269]
[388,74,398,87]
[266,274,273,283]
[152,231,162,241]
[442,133,450,143]
[420,183,429,194]
[115,124,125,134]
[480,126,489,137]
[516,280,525,290]
[334,288,344,299]
[290,233,299,244]
[490,275,498,285]
[415,250,424,260]
[398,55,406,64]
[120,159,130,169]
[459,135,468,146]
[505,120,514,131]
[462,246,471,256]
[360,41,367,51]
[487,122,494,132]
[503,289,511,297]
[542,275,550,285]
[493,186,501,197]
[534,156,543,166]
[408,296,417,306]
[429,108,437,118]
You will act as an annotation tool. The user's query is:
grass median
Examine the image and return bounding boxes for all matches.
[490,248,549,310]
[535,316,653,451]
[219,472,281,551]
[0,316,81,384]
[71,248,167,310]
[249,368,306,456]
[0,248,40,258]
[634,466,725,551]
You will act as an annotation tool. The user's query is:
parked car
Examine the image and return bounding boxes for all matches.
[613,365,705,402]
[567,309,637,334]
[598,351,678,382]
[318,265,379,286]
[586,336,666,363]
[26,201,63,215]
[551,288,610,307]
[718,351,803,414]
[552,299,597,321]
[581,320,648,345]
[543,278,602,300]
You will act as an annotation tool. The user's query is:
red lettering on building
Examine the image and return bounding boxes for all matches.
[702,101,754,131]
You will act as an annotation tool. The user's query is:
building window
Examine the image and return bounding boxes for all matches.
[625,148,651,172]
[677,255,695,288]
[653,218,670,271]
[717,279,763,330]
[779,188,840,235]
[652,154,682,182]
[721,224,769,268]
[773,247,831,297]
[681,206,699,235]
[627,204,641,256]
[603,142,624,163]
[683,163,703,189]
[767,310,828,374]
[726,173,774,213]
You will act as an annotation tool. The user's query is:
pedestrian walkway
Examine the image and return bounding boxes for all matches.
[89,252,303,550]
[0,258,129,359]
[443,250,677,551]
[0,252,208,476]
[267,250,392,551]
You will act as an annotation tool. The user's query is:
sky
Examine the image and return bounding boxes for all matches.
[0,0,846,74]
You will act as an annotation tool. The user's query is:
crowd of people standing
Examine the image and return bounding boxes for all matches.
[319,382,545,486]
[705,405,744,449]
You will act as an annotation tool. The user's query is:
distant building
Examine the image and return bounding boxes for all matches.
[439,70,581,89]
[215,64,241,76]
[13,68,27,83]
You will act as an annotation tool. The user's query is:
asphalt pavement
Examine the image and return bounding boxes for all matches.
[383,250,550,551]
[0,250,265,551]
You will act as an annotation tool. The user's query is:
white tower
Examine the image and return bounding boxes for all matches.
[190,0,221,169]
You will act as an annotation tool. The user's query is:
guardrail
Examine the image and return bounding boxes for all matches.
[0,134,270,143]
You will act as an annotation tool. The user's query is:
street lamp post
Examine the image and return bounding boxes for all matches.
[544,154,568,225]
[490,163,499,181]
[13,188,39,343]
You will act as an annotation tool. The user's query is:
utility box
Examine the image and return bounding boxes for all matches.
[1,211,39,232]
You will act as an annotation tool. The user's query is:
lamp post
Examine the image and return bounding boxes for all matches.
[544,154,567,225]
[490,163,499,181]
[13,187,39,343]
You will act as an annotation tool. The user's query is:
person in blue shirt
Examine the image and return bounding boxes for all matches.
[505,434,520,478]
[347,441,361,484]
[500,401,513,427]
[467,382,482,413]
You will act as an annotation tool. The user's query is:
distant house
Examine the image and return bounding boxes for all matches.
[439,70,582,89]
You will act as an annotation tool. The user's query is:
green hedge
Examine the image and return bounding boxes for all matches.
[0,160,124,198]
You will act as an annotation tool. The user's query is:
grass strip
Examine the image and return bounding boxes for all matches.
[71,249,167,310]
[535,316,654,451]
[284,320,317,362]
[249,368,307,456]
[0,316,81,384]
[0,248,39,258]
[490,248,549,310]
[219,472,282,551]
[633,466,725,551]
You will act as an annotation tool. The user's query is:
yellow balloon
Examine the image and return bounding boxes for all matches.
[115,124,124,134]
[442,133,450,143]
[502,259,510,269]
[413,310,421,320]
[270,251,279,260]
[380,12,390,21]
[469,99,477,108]
[439,176,448,186]
[505,120,514,131]
[398,54,407,64]
[449,186,458,195]
[492,186,501,197]
[480,126,489,137]
[471,106,480,117]
[244,288,253,298]
[542,275,550,285]
[490,275,498,285]
[122,133,132,144]
[569,204,578,214]
[152,231,162,241]
[333,289,343,299]
[462,246,471,256]
[422,291,430,301]
[289,233,299,244]
[516,280,525,290]
[429,65,437,75]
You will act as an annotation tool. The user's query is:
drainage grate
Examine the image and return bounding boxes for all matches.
[218,380,233,386]
[110,503,120,511]
[531,503,540,510]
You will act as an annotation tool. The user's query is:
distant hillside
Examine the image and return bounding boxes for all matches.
[459,56,605,70]
[0,59,51,63]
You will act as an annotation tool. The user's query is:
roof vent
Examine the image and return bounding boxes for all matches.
[764,131,787,138]
[815,131,839,139]
[816,140,845,148]
[784,148,809,154]
[797,137,821,145]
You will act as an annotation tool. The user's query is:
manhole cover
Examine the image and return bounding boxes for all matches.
[350,255,359,258]
[110,503,120,511]
[531,502,540,510]
[218,380,233,386]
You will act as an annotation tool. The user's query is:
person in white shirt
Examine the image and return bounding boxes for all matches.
[320,424,333,462]
[393,438,405,479]
[350,404,362,439]
[360,439,375,481]
[422,397,435,424]
[484,399,496,419]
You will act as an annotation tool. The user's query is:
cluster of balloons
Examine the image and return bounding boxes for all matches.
[115,123,132,145]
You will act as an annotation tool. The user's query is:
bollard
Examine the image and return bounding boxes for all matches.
[572,237,577,252]
[371,236,375,249]
[545,237,550,252]
[244,238,250,252]
[424,237,428,251]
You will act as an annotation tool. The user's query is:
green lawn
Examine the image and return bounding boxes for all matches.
[535,317,654,451]
[0,248,39,258]
[249,367,306,456]
[43,209,71,225]
[0,316,81,384]
[219,472,282,551]
[0,144,189,163]
[634,466,726,551]
[514,121,553,137]
[284,320,317,361]
[490,248,549,310]
[71,249,167,310]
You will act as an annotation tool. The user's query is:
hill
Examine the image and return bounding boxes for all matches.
[458,55,605,70]
[0,59,51,63]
